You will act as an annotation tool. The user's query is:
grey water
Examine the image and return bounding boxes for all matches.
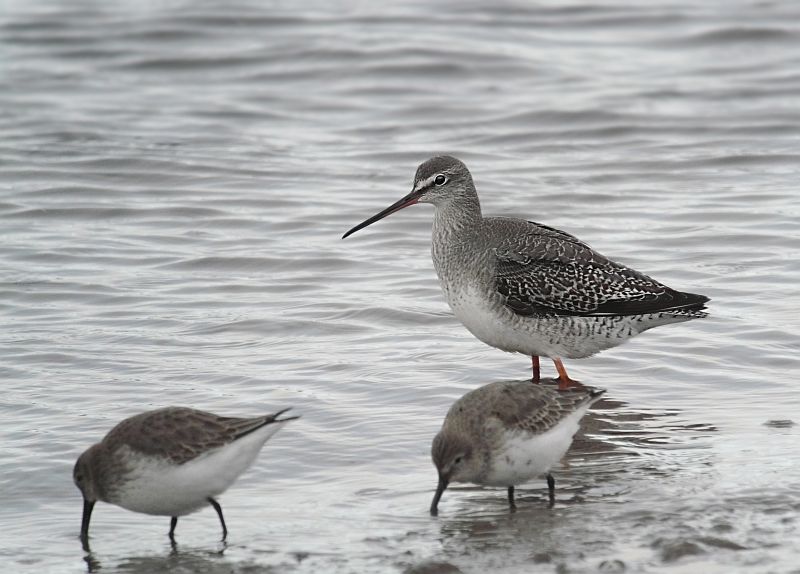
[1,0,799,572]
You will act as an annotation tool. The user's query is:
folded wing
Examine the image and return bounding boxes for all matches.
[488,218,708,317]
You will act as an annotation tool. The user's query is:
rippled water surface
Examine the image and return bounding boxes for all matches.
[2,1,799,572]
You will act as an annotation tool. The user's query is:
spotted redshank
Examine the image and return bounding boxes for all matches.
[74,406,297,548]
[342,155,709,389]
[429,380,605,515]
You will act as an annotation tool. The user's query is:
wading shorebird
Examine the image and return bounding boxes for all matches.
[342,156,709,389]
[73,407,297,548]
[429,380,605,515]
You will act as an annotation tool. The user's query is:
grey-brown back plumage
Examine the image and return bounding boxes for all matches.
[100,407,296,465]
[442,381,604,437]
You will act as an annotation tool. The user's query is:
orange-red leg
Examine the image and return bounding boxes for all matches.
[552,358,580,390]
[531,356,540,384]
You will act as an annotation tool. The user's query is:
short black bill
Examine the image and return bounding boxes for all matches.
[80,498,95,548]
[430,476,448,516]
[342,188,423,239]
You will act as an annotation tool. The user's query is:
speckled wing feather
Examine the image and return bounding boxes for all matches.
[104,407,284,464]
[479,382,602,435]
[487,218,708,317]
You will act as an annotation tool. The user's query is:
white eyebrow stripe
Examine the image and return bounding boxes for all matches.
[413,174,437,193]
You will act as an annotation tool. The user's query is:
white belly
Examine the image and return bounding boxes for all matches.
[481,407,587,487]
[444,283,667,359]
[112,422,285,516]
[444,284,569,357]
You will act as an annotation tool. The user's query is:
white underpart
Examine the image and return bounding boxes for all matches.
[447,285,556,356]
[113,422,287,516]
[481,404,590,487]
[446,284,681,359]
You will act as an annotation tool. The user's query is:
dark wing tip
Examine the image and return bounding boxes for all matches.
[231,408,298,441]
[579,288,710,317]
[588,387,607,401]
[562,386,606,406]
[268,407,300,424]
[679,291,710,309]
[277,415,301,423]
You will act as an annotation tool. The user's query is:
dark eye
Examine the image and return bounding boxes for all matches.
[434,174,447,186]
[454,456,462,464]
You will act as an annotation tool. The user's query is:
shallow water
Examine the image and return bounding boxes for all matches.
[1,0,799,572]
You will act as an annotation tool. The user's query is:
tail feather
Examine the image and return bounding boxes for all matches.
[584,387,606,406]
[266,407,301,424]
[234,408,299,440]
[674,290,709,312]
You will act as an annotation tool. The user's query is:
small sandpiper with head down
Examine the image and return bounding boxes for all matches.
[73,406,297,548]
[343,156,709,389]
[429,380,604,515]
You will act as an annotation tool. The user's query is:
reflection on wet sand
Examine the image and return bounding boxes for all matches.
[84,543,271,574]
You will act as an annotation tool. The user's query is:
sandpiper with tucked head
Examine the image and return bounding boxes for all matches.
[343,156,709,389]
[429,380,604,515]
[73,406,297,547]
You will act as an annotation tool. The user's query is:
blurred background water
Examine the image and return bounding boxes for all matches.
[1,0,799,572]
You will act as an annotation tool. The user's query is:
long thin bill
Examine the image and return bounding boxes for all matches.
[80,498,95,546]
[342,189,420,239]
[430,476,448,516]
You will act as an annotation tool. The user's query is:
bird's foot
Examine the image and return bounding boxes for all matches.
[557,376,582,391]
[507,486,517,512]
[552,358,582,391]
[547,474,555,507]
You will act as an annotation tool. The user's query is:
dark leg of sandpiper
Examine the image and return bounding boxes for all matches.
[547,474,555,506]
[531,356,540,384]
[169,516,178,541]
[507,486,517,511]
[208,497,228,540]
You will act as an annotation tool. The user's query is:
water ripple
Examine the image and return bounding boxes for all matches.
[1,0,799,572]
